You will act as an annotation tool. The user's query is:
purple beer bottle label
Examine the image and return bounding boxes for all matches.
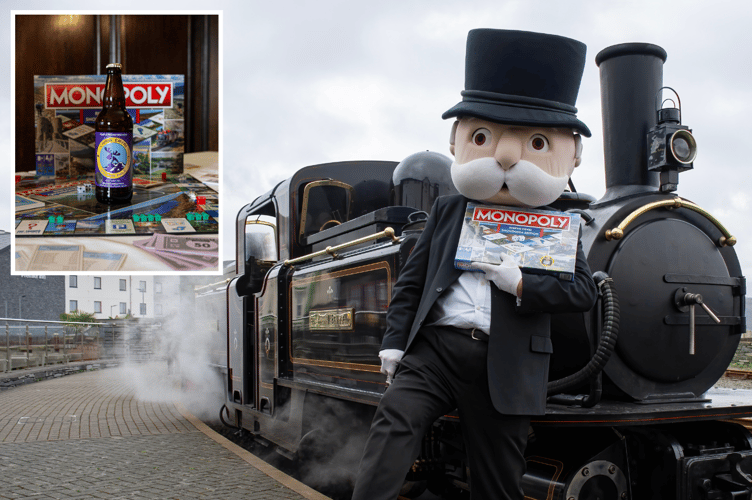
[95,131,133,189]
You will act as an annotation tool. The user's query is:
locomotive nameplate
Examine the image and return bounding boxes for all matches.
[309,308,354,331]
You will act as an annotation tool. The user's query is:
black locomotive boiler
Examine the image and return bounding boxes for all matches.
[221,42,750,499]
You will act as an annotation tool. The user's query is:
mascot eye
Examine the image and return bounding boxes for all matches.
[528,134,549,152]
[472,128,491,146]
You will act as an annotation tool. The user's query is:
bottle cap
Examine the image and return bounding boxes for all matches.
[106,63,122,70]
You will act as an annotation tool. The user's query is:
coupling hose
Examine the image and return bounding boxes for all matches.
[547,272,620,396]
[219,404,241,431]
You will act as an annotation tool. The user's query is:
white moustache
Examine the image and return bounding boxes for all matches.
[451,157,570,207]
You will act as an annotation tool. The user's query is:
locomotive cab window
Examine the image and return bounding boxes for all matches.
[245,216,277,263]
[298,180,355,244]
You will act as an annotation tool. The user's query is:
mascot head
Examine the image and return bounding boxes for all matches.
[443,29,590,207]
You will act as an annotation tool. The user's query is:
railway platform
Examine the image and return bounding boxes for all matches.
[0,361,330,500]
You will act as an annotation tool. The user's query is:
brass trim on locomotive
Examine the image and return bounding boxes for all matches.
[298,179,356,242]
[284,227,400,266]
[194,277,232,292]
[604,197,737,246]
[309,308,355,331]
[525,456,565,500]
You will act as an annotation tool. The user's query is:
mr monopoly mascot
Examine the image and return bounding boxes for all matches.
[351,29,598,500]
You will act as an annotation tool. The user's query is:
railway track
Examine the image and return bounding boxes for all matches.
[725,368,752,380]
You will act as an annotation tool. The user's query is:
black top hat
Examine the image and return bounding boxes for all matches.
[442,29,591,137]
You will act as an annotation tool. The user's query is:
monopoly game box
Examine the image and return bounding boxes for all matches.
[455,202,581,281]
[33,74,184,178]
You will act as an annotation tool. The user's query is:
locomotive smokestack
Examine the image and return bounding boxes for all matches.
[595,43,668,201]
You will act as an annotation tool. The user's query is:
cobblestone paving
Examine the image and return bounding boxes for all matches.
[0,434,306,499]
[0,365,319,499]
[0,368,192,443]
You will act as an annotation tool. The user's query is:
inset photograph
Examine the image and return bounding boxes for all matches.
[13,13,220,273]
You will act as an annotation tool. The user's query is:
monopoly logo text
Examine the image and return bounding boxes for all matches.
[472,207,570,230]
[45,82,173,109]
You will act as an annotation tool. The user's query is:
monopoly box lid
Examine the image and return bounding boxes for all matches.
[33,74,184,179]
[455,202,580,281]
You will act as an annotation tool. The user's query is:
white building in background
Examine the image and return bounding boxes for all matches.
[65,274,186,320]
[65,275,157,319]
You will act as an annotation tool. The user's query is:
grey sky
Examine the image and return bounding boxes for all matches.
[3,0,751,276]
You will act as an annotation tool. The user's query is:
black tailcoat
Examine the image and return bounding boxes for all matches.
[381,194,597,415]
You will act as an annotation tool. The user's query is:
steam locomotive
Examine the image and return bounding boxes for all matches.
[219,43,750,499]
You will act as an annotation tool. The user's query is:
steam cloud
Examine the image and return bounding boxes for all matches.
[108,281,226,424]
[99,279,378,500]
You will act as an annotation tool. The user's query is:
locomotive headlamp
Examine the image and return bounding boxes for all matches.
[670,129,697,164]
[647,87,697,192]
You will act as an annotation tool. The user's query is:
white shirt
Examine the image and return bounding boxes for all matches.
[428,271,492,334]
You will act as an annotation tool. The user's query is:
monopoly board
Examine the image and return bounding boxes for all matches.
[14,174,218,237]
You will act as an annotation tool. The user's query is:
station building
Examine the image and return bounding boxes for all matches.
[65,275,160,320]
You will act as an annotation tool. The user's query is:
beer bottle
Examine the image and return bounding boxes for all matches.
[95,63,133,203]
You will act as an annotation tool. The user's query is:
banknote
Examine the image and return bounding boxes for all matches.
[15,246,31,270]
[27,244,84,271]
[159,250,219,268]
[153,251,214,271]
[133,233,218,271]
[151,233,218,254]
[82,251,126,271]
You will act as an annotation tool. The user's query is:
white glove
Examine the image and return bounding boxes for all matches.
[472,253,522,297]
[379,349,404,384]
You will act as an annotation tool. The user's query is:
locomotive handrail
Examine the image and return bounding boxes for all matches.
[604,197,737,247]
[194,278,233,292]
[283,227,400,266]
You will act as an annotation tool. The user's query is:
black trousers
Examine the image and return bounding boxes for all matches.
[351,325,530,500]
